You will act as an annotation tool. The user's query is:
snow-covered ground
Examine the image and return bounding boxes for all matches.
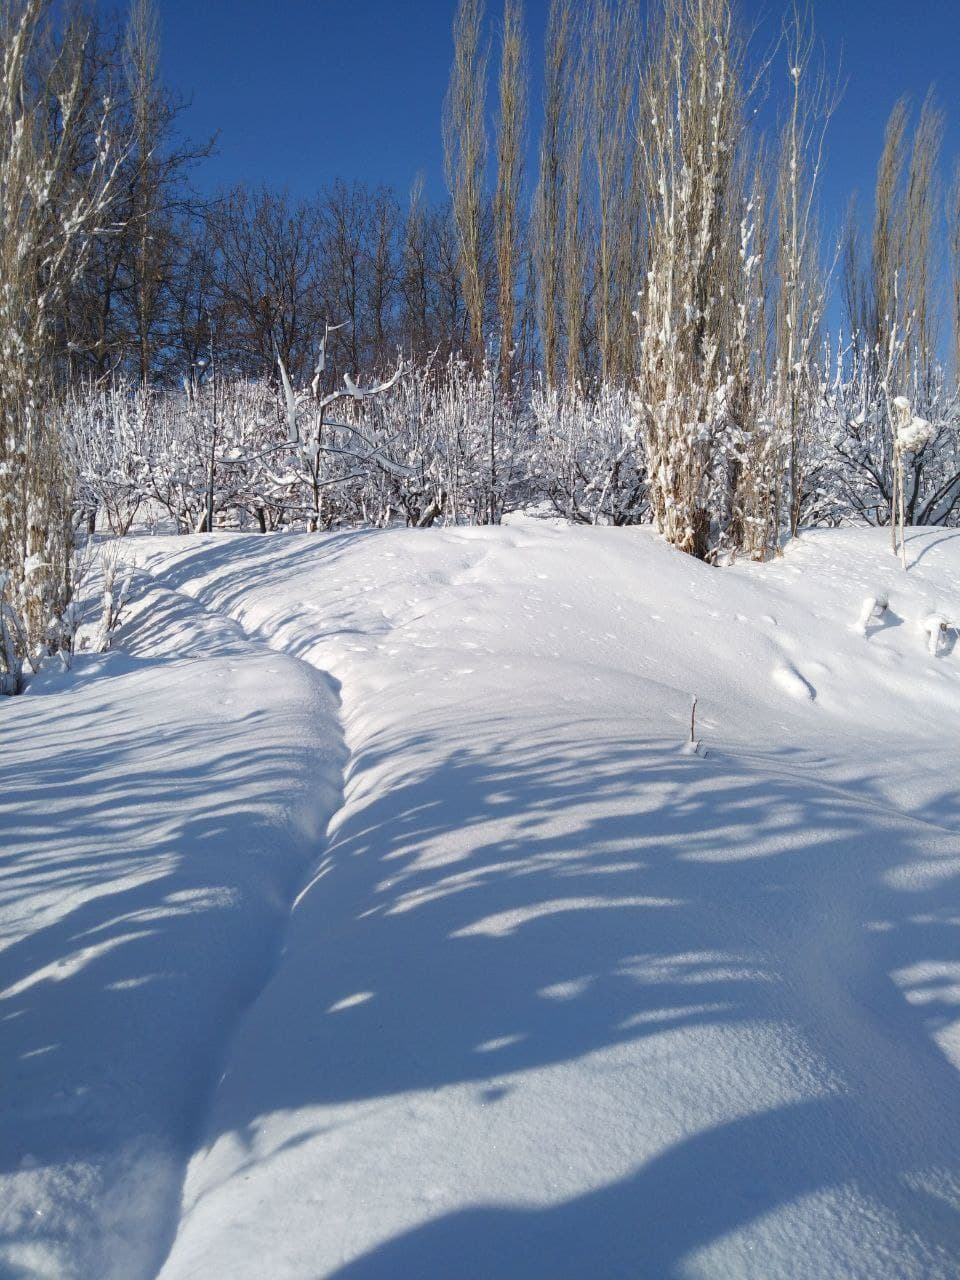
[3,522,960,1278]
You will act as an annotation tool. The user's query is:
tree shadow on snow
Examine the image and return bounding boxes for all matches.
[6,530,960,1276]
[0,589,346,1275]
[185,709,960,1275]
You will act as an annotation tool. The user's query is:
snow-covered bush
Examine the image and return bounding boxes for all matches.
[796,343,960,532]
[530,383,646,525]
[50,326,960,558]
[59,356,540,534]
[62,382,156,535]
[854,592,889,634]
[922,612,949,657]
[93,552,133,653]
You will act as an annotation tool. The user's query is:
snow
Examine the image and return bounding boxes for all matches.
[4,522,960,1278]
[922,612,951,657]
[0,577,344,1278]
[898,416,936,455]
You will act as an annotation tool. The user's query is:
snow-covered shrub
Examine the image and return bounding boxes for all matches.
[93,548,134,653]
[855,592,890,634]
[796,342,960,532]
[62,381,155,535]
[346,356,533,528]
[529,384,646,525]
[55,600,84,667]
[922,613,949,657]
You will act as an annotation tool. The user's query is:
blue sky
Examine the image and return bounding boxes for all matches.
[156,0,959,332]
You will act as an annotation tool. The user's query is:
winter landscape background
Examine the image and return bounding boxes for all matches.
[2,0,960,1275]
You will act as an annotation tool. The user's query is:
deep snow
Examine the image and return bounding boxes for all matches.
[3,522,960,1278]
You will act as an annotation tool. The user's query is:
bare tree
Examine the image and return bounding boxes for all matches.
[561,29,589,387]
[841,196,870,343]
[901,92,943,391]
[590,0,635,384]
[534,0,572,389]
[729,150,773,557]
[843,92,944,539]
[211,186,325,381]
[56,0,209,387]
[0,0,122,686]
[775,0,838,537]
[950,164,960,384]
[493,0,526,388]
[402,177,431,362]
[431,202,473,360]
[125,0,164,385]
[444,0,489,366]
[169,215,222,382]
[870,99,909,359]
[365,186,402,373]
[318,180,370,374]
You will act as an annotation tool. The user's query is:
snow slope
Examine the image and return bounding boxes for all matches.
[4,522,960,1278]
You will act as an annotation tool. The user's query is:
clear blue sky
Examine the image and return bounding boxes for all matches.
[155,0,959,330]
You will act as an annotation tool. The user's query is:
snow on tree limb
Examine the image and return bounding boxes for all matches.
[342,365,402,400]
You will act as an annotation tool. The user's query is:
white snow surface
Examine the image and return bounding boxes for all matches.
[3,522,960,1279]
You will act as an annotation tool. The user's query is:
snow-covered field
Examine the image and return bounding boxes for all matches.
[3,522,960,1279]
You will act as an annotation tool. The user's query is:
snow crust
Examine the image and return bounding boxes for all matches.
[4,523,960,1278]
